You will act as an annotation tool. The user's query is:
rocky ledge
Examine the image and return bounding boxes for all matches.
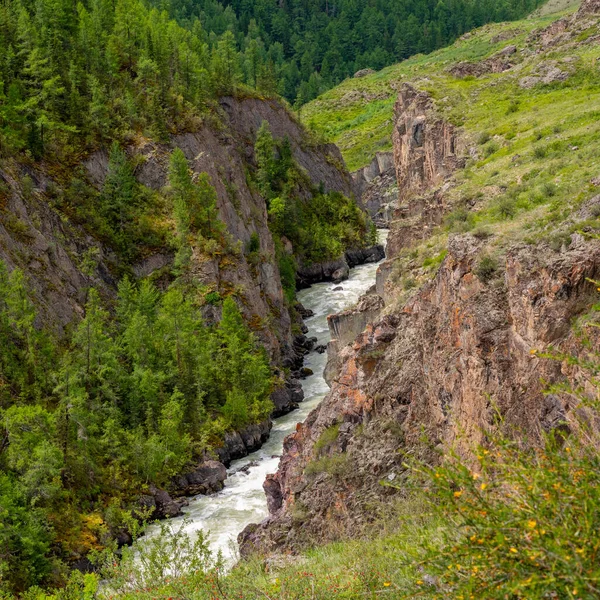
[238,233,600,556]
[296,245,385,288]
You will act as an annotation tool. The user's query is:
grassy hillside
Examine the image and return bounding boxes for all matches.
[301,4,587,172]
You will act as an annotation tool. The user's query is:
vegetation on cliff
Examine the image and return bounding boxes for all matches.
[255,121,372,271]
[0,250,274,592]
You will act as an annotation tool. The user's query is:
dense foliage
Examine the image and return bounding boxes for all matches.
[254,121,373,279]
[0,0,546,159]
[0,253,273,593]
[153,0,547,105]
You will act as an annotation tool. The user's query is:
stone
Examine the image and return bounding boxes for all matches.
[519,76,541,89]
[354,68,376,78]
[173,461,227,496]
[332,265,350,283]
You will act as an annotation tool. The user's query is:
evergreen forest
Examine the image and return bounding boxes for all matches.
[0,0,546,160]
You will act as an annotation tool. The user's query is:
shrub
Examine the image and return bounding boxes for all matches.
[247,232,260,254]
[484,140,500,157]
[496,196,517,219]
[541,181,558,197]
[478,131,491,145]
[314,423,341,455]
[534,145,548,159]
[475,254,498,282]
[506,99,520,114]
[305,454,350,478]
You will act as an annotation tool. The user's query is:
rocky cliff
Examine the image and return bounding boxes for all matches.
[352,153,396,227]
[241,228,600,554]
[0,96,360,360]
[239,7,600,553]
[385,84,466,261]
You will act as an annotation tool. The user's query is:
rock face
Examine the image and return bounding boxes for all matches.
[84,97,358,366]
[172,461,228,496]
[215,420,273,466]
[240,234,600,555]
[393,84,464,204]
[325,292,385,386]
[352,153,396,227]
[296,245,385,288]
[0,165,116,333]
[448,45,518,78]
[1,96,357,368]
[383,84,465,265]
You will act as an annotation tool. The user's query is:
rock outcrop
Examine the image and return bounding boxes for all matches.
[296,245,385,288]
[352,153,396,227]
[215,420,273,466]
[448,45,518,78]
[240,234,600,555]
[381,84,465,279]
[392,84,464,204]
[172,461,228,496]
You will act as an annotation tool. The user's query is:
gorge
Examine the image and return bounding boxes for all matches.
[141,232,388,564]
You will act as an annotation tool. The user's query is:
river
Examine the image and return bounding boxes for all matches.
[142,231,387,565]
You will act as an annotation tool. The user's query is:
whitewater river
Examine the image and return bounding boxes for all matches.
[142,231,387,565]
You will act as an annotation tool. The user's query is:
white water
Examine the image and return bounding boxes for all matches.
[142,231,388,565]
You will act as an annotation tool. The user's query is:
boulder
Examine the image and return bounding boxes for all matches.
[354,68,376,78]
[149,485,182,518]
[172,460,227,496]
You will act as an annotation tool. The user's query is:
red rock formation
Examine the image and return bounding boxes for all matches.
[240,234,600,555]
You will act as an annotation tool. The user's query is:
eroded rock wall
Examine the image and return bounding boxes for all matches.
[240,234,600,554]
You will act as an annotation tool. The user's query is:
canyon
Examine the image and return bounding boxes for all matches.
[239,2,600,555]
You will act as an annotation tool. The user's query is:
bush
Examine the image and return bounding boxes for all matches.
[247,232,260,254]
[484,140,500,157]
[496,196,517,220]
[305,454,350,478]
[475,254,498,282]
[314,424,341,454]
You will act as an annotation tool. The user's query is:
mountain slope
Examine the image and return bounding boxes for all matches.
[240,0,600,562]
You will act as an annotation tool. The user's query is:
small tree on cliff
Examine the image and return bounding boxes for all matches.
[254,120,276,200]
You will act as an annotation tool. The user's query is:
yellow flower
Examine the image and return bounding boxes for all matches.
[472,472,480,480]
[416,581,423,586]
[527,520,537,529]
[454,490,463,498]
[530,348,537,355]
[480,483,487,491]
[383,582,391,587]
[510,547,518,554]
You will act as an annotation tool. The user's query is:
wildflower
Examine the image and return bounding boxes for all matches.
[454,490,463,498]
[383,582,392,587]
[416,581,423,586]
[530,348,537,355]
[510,547,518,554]
[527,520,537,529]
[480,483,487,491]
